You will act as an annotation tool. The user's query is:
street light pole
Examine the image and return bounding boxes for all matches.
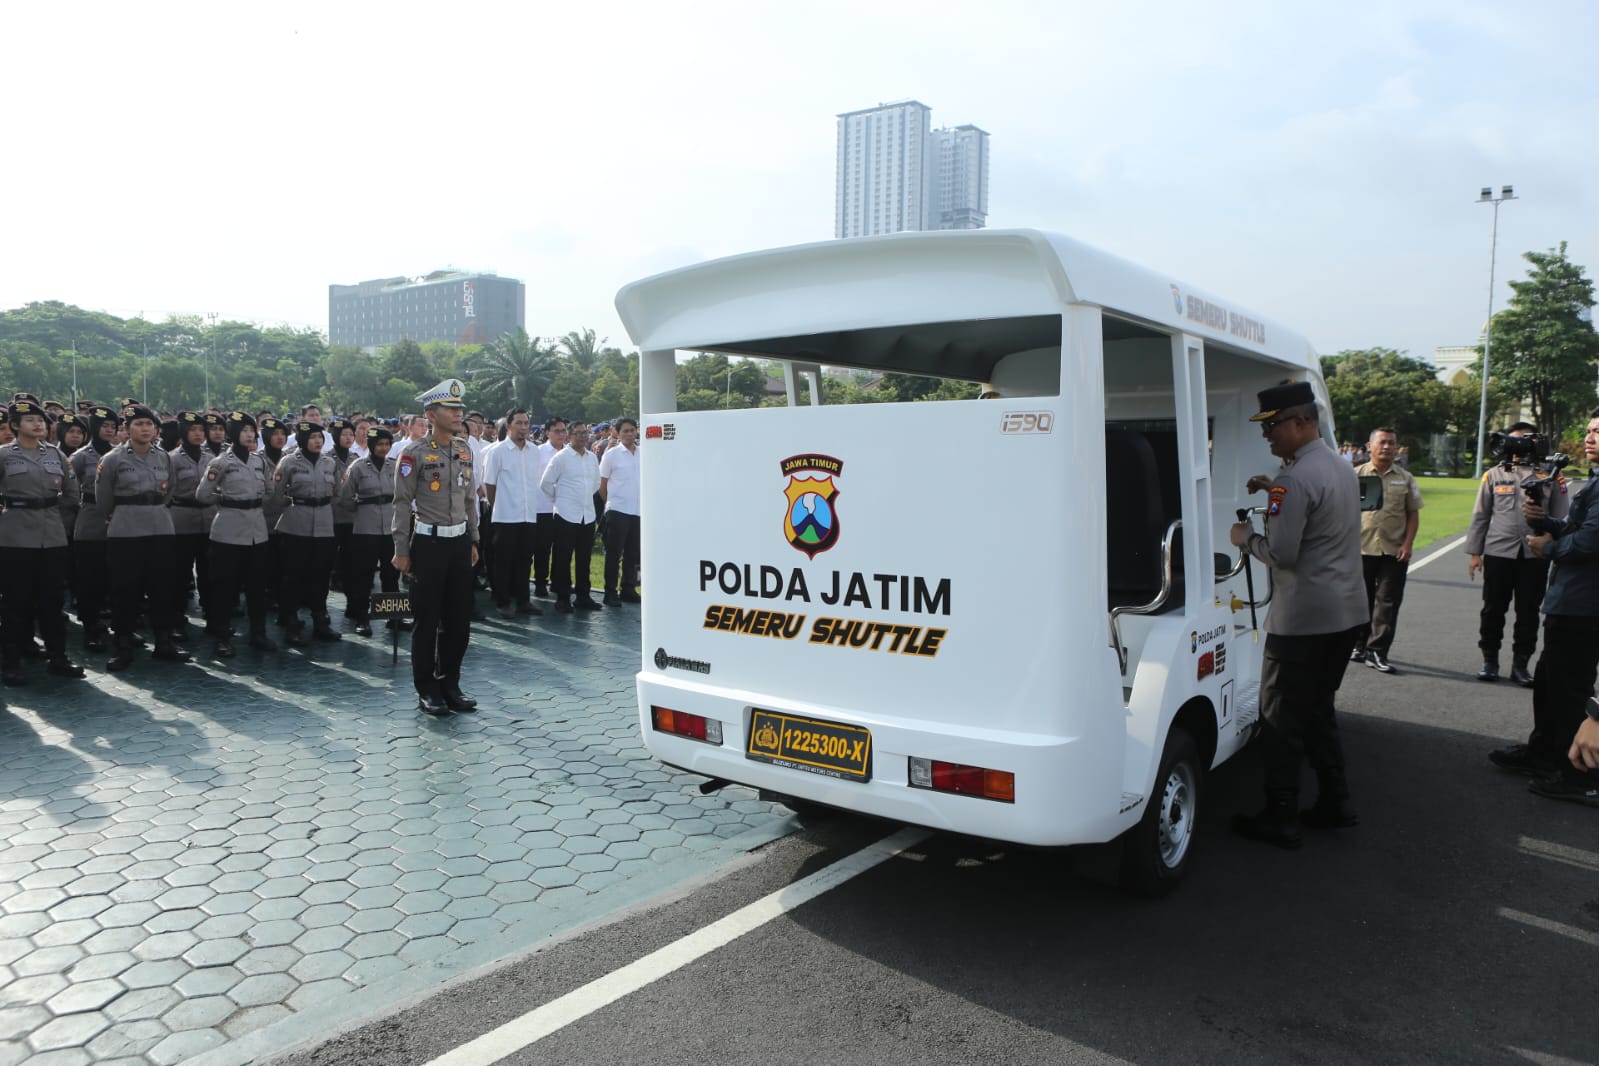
[726,364,733,408]
[1474,184,1517,476]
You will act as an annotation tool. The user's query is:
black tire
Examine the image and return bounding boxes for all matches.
[1119,728,1202,898]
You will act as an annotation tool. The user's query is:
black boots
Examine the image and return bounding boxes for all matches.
[312,615,342,642]
[1232,797,1304,850]
[1509,655,1534,687]
[1477,656,1499,682]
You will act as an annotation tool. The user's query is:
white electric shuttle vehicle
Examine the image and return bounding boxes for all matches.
[615,228,1334,894]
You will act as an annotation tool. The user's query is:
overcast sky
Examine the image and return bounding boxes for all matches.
[3,0,1594,363]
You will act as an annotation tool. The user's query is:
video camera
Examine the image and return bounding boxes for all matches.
[1486,430,1569,504]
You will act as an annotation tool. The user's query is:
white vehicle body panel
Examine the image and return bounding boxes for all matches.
[616,229,1326,848]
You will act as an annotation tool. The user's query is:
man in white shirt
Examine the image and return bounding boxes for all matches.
[391,414,430,459]
[483,409,543,618]
[599,417,641,606]
[531,417,568,597]
[539,420,601,612]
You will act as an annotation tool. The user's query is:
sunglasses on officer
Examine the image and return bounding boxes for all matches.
[1260,414,1302,435]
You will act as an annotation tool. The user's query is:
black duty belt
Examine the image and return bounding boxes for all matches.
[290,496,332,507]
[114,492,166,505]
[0,496,59,510]
[218,499,263,509]
[357,495,394,505]
[170,498,209,508]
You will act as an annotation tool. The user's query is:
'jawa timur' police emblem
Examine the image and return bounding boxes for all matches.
[781,453,842,558]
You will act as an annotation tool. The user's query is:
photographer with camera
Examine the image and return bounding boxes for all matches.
[1488,410,1599,808]
[1465,422,1568,684]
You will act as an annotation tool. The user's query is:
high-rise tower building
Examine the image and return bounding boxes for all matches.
[834,101,990,238]
[929,124,990,230]
[834,101,932,239]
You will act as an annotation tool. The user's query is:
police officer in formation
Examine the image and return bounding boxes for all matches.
[1465,422,1569,685]
[340,425,401,637]
[272,419,342,645]
[70,405,118,653]
[169,410,217,641]
[196,412,275,659]
[97,402,187,670]
[0,396,85,684]
[1230,381,1368,849]
[393,379,480,716]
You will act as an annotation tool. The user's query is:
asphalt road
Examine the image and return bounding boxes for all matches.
[271,543,1599,1066]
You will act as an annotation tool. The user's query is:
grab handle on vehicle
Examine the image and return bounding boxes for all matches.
[1109,518,1181,675]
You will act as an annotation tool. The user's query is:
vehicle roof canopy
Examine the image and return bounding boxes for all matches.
[615,229,1319,380]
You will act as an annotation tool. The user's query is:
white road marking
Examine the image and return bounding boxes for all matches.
[1409,534,1467,574]
[422,826,932,1066]
[1517,835,1599,872]
[1497,906,1599,948]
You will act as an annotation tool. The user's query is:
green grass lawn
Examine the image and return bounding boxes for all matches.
[1413,475,1478,554]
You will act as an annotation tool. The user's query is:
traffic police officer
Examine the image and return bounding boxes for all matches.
[98,402,187,670]
[0,397,85,683]
[259,417,289,611]
[328,418,359,608]
[340,425,400,637]
[272,419,341,645]
[196,412,276,658]
[1465,422,1568,684]
[203,412,226,456]
[393,379,480,715]
[1229,381,1368,848]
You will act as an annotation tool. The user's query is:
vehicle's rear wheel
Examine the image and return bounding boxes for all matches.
[1119,728,1201,898]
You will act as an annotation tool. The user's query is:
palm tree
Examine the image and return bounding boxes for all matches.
[558,327,606,371]
[469,328,559,416]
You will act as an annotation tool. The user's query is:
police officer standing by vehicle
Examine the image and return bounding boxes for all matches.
[1229,382,1369,848]
[393,379,480,716]
[272,419,342,646]
[0,397,85,684]
[1490,409,1599,807]
[196,412,276,659]
[1465,422,1567,684]
[98,402,188,671]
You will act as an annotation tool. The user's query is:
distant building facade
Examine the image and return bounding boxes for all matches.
[835,100,933,239]
[328,271,524,350]
[834,102,990,238]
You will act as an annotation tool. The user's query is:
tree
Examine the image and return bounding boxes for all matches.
[380,339,434,393]
[543,363,594,420]
[467,328,559,416]
[1485,242,1599,436]
[1320,348,1451,443]
[559,328,605,371]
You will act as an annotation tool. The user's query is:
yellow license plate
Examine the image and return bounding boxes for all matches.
[746,710,872,782]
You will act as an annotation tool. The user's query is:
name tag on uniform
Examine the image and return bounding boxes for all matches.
[370,592,412,618]
[1494,484,1516,495]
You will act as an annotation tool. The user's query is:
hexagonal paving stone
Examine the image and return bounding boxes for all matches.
[288,950,354,983]
[182,938,250,969]
[174,965,246,999]
[44,979,124,1015]
[12,945,86,979]
[26,1009,110,1052]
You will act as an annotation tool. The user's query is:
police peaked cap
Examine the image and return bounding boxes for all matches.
[294,419,323,436]
[1249,381,1316,422]
[176,410,203,426]
[328,418,354,436]
[202,412,225,427]
[7,399,49,425]
[122,403,158,424]
[365,425,394,446]
[415,378,466,409]
[56,413,85,432]
[11,392,41,406]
